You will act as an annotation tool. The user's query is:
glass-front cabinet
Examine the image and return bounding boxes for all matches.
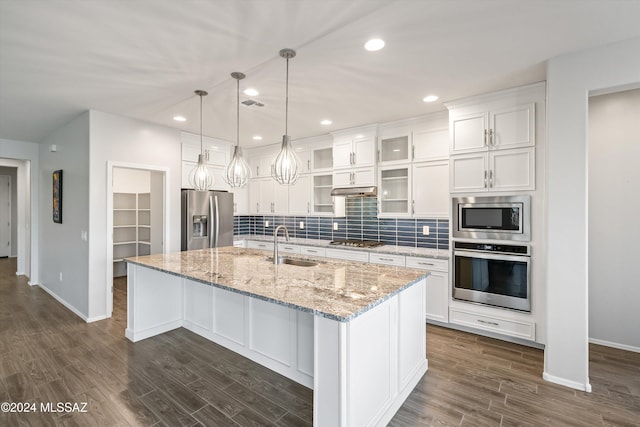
[379,134,411,164]
[312,173,333,214]
[312,147,333,171]
[379,166,411,216]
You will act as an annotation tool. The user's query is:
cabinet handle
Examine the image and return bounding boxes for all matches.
[307,202,310,213]
[377,149,380,163]
[412,200,415,215]
[379,257,395,262]
[256,202,259,212]
[307,159,310,170]
[477,319,500,327]
[353,152,356,165]
[349,152,353,165]
[256,165,260,176]
[412,145,415,160]
[307,249,318,253]
[483,129,488,147]
[489,170,493,188]
[234,202,237,213]
[271,164,275,176]
[271,202,274,213]
[418,261,434,266]
[484,170,488,188]
[488,128,494,146]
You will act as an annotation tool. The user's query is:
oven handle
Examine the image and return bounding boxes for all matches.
[454,249,530,263]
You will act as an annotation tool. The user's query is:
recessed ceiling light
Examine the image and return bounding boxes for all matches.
[244,88,259,96]
[422,95,439,103]
[252,135,262,140]
[320,119,332,125]
[173,116,186,122]
[364,38,385,52]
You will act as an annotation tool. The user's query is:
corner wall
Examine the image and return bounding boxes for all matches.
[0,166,18,257]
[39,112,90,318]
[545,36,640,390]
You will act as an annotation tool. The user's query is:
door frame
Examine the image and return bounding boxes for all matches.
[106,161,170,317]
[0,175,11,257]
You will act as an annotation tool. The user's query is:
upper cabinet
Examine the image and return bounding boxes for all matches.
[181,132,232,190]
[445,82,544,193]
[379,134,411,165]
[332,126,377,170]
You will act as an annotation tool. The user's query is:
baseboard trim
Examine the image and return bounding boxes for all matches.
[36,283,89,322]
[543,371,592,392]
[589,338,640,353]
[86,315,108,323]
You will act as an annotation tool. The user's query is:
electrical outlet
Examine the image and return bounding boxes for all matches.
[333,222,339,231]
[265,220,269,227]
[422,226,430,236]
[59,272,63,281]
[299,221,304,229]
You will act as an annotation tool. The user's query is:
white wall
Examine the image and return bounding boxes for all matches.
[113,168,151,193]
[588,89,640,351]
[545,36,640,391]
[0,138,39,281]
[0,166,18,257]
[39,112,90,318]
[89,110,181,320]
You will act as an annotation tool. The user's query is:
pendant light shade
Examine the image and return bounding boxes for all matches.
[272,48,302,185]
[189,90,214,191]
[224,72,251,188]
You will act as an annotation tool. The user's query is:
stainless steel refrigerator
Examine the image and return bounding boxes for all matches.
[181,189,234,251]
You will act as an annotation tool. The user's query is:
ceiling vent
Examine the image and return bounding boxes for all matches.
[241,99,265,107]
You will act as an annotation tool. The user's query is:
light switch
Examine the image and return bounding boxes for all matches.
[333,222,339,231]
[81,230,88,241]
[265,220,269,228]
[299,221,304,229]
[422,226,430,236]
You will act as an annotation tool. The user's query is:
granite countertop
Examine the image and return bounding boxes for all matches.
[234,234,450,259]
[125,247,429,322]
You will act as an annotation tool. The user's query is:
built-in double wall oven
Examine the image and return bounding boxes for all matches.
[452,196,532,312]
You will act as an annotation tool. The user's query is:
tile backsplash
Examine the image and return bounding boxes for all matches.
[234,197,449,250]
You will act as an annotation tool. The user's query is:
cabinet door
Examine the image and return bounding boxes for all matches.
[258,179,274,213]
[379,166,410,216]
[450,112,488,154]
[489,103,535,150]
[450,153,488,193]
[489,147,535,191]
[353,168,376,186]
[295,148,312,173]
[379,135,411,164]
[231,186,249,215]
[353,136,376,167]
[425,271,449,322]
[413,128,449,162]
[312,174,334,214]
[182,144,202,163]
[258,155,274,178]
[311,147,333,171]
[333,138,353,170]
[333,170,352,187]
[248,180,260,214]
[412,161,449,218]
[272,182,289,214]
[288,175,310,215]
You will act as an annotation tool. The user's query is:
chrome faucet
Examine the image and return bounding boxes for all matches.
[273,225,290,264]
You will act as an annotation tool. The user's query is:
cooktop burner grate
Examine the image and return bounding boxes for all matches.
[329,239,384,248]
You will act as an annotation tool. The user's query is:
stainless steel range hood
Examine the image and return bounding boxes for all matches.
[330,186,378,197]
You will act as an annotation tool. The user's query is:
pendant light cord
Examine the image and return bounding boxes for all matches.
[236,76,240,147]
[285,56,289,136]
[199,92,203,155]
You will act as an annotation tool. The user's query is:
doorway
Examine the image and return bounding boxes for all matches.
[588,88,640,396]
[0,175,11,258]
[106,162,168,317]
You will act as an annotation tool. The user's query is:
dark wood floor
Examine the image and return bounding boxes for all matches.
[0,258,638,426]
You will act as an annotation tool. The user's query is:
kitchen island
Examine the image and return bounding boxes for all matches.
[125,247,429,426]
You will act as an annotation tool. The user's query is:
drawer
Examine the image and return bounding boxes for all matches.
[233,240,246,248]
[369,253,405,267]
[325,248,369,262]
[405,256,448,272]
[278,243,301,254]
[449,308,535,341]
[300,247,326,257]
[247,240,274,251]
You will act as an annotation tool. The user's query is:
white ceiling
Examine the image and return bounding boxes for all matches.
[2,0,640,147]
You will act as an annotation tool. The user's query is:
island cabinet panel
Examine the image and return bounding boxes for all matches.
[249,299,292,366]
[314,279,427,427]
[125,266,183,342]
[183,279,213,331]
[213,289,245,345]
[297,311,314,377]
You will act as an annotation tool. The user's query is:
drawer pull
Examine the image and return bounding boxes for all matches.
[379,257,395,262]
[418,262,434,266]
[477,319,499,327]
[307,249,318,253]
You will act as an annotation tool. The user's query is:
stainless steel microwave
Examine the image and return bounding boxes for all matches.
[452,195,531,242]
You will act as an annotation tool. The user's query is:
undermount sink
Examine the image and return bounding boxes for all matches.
[265,257,318,267]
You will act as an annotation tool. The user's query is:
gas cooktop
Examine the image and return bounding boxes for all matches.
[329,239,384,248]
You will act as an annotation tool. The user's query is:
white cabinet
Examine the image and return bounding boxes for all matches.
[246,240,274,251]
[369,253,405,267]
[449,307,535,341]
[412,161,449,218]
[295,147,312,174]
[450,147,534,193]
[379,134,411,165]
[333,135,376,170]
[249,179,289,214]
[333,168,375,187]
[379,166,411,217]
[406,256,449,323]
[230,186,249,215]
[412,128,449,162]
[288,175,311,215]
[312,174,334,215]
[325,248,369,262]
[250,153,275,178]
[311,146,333,171]
[450,103,535,155]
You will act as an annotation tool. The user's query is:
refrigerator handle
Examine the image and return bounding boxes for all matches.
[209,195,215,248]
[214,195,220,248]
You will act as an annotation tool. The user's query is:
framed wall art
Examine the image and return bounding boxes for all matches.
[53,169,63,223]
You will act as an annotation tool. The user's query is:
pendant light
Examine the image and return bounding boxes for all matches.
[189,90,214,191]
[272,48,302,185]
[224,72,251,188]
